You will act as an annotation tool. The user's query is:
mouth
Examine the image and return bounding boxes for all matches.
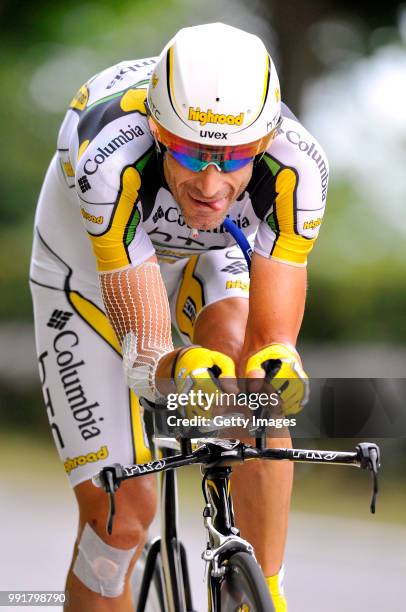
[188,195,228,211]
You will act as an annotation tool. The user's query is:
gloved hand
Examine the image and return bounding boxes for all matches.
[173,346,236,418]
[245,343,309,415]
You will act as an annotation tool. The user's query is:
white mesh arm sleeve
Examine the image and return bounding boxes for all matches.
[99,262,173,402]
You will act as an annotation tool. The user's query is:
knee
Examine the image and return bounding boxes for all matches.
[233,457,274,485]
[75,474,157,550]
[233,448,293,490]
[71,476,157,599]
[193,298,248,362]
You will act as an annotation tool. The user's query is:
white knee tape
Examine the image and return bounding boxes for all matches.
[73,523,137,598]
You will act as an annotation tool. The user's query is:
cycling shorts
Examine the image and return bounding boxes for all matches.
[30,156,250,487]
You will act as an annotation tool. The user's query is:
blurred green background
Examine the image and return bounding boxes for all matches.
[1,0,405,474]
[1,0,405,333]
[0,2,405,607]
[1,1,405,410]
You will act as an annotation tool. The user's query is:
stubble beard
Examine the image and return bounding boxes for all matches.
[164,154,252,231]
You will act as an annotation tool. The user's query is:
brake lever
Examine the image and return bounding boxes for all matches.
[356,443,381,514]
[262,358,282,383]
[93,464,124,534]
[208,364,221,380]
[139,397,168,412]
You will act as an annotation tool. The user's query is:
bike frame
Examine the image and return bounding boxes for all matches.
[136,444,194,612]
[136,440,261,612]
[202,463,259,611]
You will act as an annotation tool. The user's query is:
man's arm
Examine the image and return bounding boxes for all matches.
[240,253,309,414]
[241,253,307,370]
[99,255,177,401]
[100,256,234,402]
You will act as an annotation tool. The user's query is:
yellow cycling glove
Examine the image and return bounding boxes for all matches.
[245,343,309,415]
[173,347,236,418]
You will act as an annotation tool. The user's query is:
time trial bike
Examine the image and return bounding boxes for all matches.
[93,431,380,612]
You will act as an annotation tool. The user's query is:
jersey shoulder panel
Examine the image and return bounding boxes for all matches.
[70,57,158,110]
[56,58,157,187]
[253,111,329,266]
[270,114,329,215]
[75,132,156,272]
[59,59,159,272]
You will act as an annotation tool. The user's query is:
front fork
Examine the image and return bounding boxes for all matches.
[202,467,255,577]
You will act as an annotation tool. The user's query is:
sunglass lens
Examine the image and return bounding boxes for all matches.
[168,150,204,171]
[222,158,253,172]
[168,150,253,173]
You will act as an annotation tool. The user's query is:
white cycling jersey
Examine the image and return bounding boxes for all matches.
[53,57,328,275]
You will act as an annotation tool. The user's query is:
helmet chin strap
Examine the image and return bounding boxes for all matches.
[151,131,163,154]
[254,152,266,166]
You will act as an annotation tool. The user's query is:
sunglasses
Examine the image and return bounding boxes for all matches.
[168,149,254,173]
[147,108,282,174]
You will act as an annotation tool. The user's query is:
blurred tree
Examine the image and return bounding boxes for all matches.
[266,0,403,112]
[0,0,403,111]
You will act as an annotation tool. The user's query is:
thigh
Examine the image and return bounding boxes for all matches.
[30,281,152,488]
[166,244,250,346]
[193,297,249,362]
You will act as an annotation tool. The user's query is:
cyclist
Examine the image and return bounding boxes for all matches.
[30,22,328,611]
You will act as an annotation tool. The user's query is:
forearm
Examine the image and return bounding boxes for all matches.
[99,256,174,400]
[242,253,307,364]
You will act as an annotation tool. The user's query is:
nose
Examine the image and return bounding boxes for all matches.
[192,164,225,199]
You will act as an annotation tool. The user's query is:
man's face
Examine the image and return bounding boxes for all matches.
[163,152,253,230]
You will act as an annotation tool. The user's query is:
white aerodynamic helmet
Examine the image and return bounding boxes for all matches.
[146,23,281,169]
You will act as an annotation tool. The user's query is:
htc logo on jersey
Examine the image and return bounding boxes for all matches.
[83,125,145,175]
